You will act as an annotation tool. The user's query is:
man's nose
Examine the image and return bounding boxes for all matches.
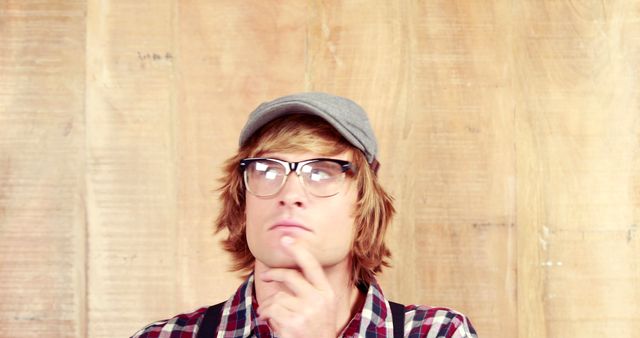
[277,172,306,208]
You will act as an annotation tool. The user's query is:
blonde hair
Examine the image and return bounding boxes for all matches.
[215,114,395,285]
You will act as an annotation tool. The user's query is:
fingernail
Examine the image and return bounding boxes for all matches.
[280,236,294,246]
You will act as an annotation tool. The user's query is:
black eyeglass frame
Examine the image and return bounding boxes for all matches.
[239,157,355,197]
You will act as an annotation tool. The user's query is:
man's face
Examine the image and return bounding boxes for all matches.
[244,150,357,270]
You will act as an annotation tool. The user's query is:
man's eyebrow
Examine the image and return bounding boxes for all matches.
[255,154,283,160]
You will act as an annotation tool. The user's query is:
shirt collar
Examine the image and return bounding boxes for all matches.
[217,273,393,337]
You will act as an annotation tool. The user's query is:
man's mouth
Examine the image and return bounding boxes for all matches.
[268,221,312,232]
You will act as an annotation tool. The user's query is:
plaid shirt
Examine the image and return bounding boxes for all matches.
[131,274,477,338]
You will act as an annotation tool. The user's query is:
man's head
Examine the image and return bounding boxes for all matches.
[215,93,395,285]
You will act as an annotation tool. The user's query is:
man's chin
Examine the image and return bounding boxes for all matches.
[261,256,300,269]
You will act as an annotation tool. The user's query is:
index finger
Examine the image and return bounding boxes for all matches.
[279,236,331,290]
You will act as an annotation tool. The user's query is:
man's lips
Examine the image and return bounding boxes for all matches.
[268,221,312,232]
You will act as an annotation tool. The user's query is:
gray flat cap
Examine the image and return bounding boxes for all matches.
[239,92,379,170]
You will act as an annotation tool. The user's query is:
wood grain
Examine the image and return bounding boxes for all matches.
[515,1,640,337]
[0,1,87,337]
[85,1,177,336]
[1,1,639,337]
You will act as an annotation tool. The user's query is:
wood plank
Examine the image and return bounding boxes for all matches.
[0,1,86,337]
[400,2,516,336]
[84,1,177,337]
[515,1,640,337]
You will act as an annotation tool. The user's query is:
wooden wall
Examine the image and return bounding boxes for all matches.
[1,1,639,337]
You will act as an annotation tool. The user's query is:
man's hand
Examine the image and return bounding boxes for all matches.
[257,236,338,338]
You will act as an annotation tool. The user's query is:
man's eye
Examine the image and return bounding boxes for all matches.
[263,169,279,180]
[254,162,282,179]
[309,169,332,182]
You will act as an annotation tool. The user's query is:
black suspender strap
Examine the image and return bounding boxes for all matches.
[196,301,225,338]
[197,300,405,338]
[389,301,405,338]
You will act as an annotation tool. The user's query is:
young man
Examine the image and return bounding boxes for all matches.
[132,93,477,338]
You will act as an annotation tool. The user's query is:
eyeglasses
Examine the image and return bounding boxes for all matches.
[239,157,354,197]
